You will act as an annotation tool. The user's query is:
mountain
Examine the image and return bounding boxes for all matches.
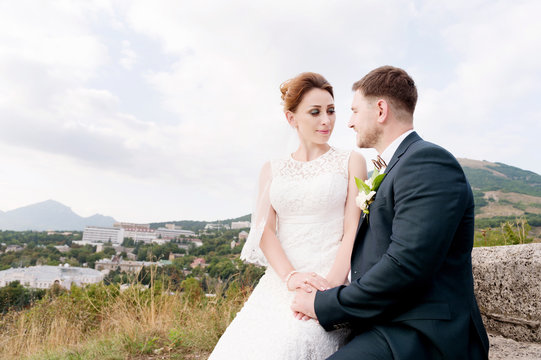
[0,200,116,231]
[458,159,541,196]
[457,159,541,234]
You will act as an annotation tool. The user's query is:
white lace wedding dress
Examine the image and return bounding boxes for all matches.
[209,147,351,360]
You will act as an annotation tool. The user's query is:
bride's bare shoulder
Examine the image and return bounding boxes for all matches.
[348,150,367,179]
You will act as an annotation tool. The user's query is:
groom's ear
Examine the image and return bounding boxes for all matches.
[376,99,388,124]
[285,111,297,128]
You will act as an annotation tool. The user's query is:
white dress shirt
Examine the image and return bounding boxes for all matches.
[378,129,414,172]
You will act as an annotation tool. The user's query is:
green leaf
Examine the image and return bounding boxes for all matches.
[372,173,386,191]
[370,169,380,182]
[355,176,370,193]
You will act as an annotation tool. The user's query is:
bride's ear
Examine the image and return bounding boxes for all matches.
[285,111,297,128]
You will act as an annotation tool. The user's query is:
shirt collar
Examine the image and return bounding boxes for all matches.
[379,129,414,168]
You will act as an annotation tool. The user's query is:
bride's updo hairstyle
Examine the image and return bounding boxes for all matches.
[280,72,333,112]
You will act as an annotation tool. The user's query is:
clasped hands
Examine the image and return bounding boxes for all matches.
[287,271,329,321]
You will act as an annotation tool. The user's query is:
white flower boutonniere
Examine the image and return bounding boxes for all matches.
[355,169,386,215]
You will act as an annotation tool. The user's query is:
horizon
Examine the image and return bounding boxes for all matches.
[1,1,540,223]
[1,157,538,225]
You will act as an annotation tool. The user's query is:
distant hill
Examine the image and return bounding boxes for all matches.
[2,159,539,234]
[458,159,541,196]
[457,159,541,234]
[0,200,116,231]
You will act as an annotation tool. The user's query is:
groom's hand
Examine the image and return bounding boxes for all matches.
[291,288,317,320]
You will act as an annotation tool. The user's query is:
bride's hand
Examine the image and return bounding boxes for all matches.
[287,272,330,292]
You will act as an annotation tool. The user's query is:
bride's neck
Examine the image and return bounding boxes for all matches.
[292,142,330,162]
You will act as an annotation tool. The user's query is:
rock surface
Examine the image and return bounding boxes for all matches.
[472,243,541,343]
[489,334,541,359]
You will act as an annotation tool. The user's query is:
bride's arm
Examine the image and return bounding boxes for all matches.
[326,151,367,287]
[260,209,329,292]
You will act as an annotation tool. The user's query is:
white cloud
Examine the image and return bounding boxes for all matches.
[414,0,541,173]
[119,40,137,70]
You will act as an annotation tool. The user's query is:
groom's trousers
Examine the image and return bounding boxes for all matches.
[328,321,487,360]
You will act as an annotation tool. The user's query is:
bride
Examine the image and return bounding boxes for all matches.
[209,72,367,359]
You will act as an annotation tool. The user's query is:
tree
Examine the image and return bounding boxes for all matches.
[0,281,46,313]
[180,278,203,304]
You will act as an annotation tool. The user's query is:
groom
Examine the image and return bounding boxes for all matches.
[292,66,489,359]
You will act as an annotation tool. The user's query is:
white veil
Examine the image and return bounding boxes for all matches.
[240,122,298,267]
[239,161,273,266]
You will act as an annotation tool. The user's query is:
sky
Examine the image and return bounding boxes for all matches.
[0,0,540,223]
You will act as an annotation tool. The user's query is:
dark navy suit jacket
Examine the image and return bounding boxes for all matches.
[315,132,489,359]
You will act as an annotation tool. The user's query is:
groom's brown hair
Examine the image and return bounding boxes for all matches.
[353,66,417,115]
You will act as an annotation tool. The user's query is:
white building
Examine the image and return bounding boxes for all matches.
[113,222,150,231]
[95,257,162,274]
[82,226,124,244]
[190,239,203,247]
[123,229,157,243]
[54,245,70,253]
[204,223,230,230]
[114,222,156,243]
[165,223,182,230]
[0,265,104,289]
[231,221,251,229]
[155,227,196,240]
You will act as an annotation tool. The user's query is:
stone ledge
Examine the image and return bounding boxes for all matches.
[472,243,541,343]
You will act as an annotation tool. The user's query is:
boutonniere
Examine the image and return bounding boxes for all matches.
[355,169,386,215]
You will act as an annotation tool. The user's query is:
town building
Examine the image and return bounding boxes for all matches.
[54,245,70,253]
[191,258,207,268]
[47,231,73,236]
[155,227,196,240]
[5,245,24,253]
[112,222,157,243]
[0,265,104,289]
[231,221,251,229]
[82,226,124,244]
[95,256,162,274]
[190,239,203,247]
[169,253,185,261]
[165,223,182,230]
[204,223,230,230]
[72,240,106,253]
[238,230,249,241]
[113,222,151,231]
[151,238,168,245]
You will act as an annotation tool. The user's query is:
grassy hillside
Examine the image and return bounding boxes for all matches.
[459,159,541,196]
[458,159,541,243]
[458,159,541,215]
[0,279,250,360]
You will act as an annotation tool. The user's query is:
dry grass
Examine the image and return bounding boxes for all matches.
[477,190,541,219]
[0,279,252,360]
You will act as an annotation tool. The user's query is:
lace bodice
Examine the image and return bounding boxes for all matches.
[270,147,350,222]
[240,146,351,268]
[270,147,350,273]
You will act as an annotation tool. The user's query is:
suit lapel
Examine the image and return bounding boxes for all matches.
[353,132,423,242]
[383,131,422,176]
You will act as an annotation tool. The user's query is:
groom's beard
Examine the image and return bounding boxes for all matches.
[356,126,382,149]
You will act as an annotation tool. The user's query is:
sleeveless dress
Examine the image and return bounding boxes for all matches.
[209,147,351,360]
